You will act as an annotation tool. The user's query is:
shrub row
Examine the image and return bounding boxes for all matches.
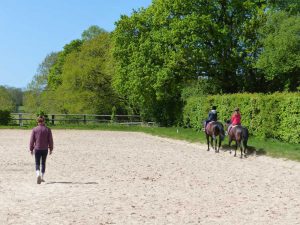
[183,92,300,144]
[0,110,12,125]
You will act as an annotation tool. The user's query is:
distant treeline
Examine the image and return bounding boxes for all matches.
[0,86,23,112]
[1,0,299,129]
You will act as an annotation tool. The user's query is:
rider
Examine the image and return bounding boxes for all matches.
[228,107,241,134]
[204,106,218,131]
[231,107,241,126]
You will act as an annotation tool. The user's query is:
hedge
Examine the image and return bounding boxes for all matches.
[183,92,300,144]
[0,110,12,125]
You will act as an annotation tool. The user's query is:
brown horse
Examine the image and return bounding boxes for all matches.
[204,121,225,152]
[225,121,249,158]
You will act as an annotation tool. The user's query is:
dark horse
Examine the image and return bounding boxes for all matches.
[225,121,249,158]
[204,121,225,152]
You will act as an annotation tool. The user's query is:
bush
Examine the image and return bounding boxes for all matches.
[183,92,300,143]
[0,110,12,125]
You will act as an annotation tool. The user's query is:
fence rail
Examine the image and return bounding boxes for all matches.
[10,113,154,126]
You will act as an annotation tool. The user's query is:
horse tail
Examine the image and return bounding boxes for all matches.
[212,124,220,138]
[242,128,249,149]
[220,125,225,141]
[236,129,242,143]
[213,123,225,141]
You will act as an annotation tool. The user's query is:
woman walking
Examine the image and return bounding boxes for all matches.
[29,116,53,184]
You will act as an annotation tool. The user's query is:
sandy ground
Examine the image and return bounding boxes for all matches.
[0,129,299,225]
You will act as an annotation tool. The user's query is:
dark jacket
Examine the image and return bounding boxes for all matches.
[30,124,53,151]
[207,110,218,122]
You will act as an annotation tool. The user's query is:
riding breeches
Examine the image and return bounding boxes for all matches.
[34,150,48,173]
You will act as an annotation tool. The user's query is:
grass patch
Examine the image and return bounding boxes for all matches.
[247,137,300,161]
[1,124,299,162]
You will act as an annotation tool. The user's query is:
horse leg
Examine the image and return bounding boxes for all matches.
[234,141,237,157]
[214,137,217,153]
[218,136,221,153]
[237,140,243,158]
[243,141,247,158]
[240,143,243,159]
[240,143,243,158]
[228,137,232,154]
[206,134,210,151]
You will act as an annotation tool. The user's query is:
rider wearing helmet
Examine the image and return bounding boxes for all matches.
[231,107,241,126]
[227,107,241,135]
[204,106,218,130]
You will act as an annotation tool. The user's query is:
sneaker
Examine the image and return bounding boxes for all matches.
[37,175,42,184]
[41,178,45,182]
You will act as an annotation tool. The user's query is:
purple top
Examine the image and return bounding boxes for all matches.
[29,124,53,151]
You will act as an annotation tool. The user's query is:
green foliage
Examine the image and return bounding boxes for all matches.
[21,2,299,129]
[24,25,127,116]
[113,0,271,125]
[267,0,300,14]
[181,78,219,102]
[183,92,300,143]
[0,110,12,125]
[52,33,120,114]
[81,25,107,41]
[256,11,300,91]
[5,87,23,108]
[111,106,116,123]
[0,86,22,112]
[23,52,58,113]
[48,40,83,90]
[0,86,15,111]
[31,52,58,91]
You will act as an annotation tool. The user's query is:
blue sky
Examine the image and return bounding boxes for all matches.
[0,0,152,89]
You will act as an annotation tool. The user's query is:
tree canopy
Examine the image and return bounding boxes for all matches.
[112,0,277,124]
[21,2,299,126]
[0,86,16,111]
[51,33,118,114]
[256,11,300,91]
[24,26,122,115]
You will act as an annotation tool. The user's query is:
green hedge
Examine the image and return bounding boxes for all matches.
[183,93,300,143]
[0,110,12,125]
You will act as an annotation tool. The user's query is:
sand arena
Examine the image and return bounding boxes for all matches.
[0,129,299,225]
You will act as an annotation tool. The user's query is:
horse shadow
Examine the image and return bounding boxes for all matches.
[221,144,266,156]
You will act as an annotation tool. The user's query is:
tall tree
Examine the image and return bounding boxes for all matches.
[52,32,119,114]
[48,40,83,90]
[81,25,107,41]
[256,11,300,91]
[113,0,267,124]
[5,86,23,107]
[23,52,58,113]
[0,86,15,111]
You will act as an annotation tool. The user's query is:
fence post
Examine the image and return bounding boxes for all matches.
[18,113,23,127]
[83,115,86,124]
[51,115,55,125]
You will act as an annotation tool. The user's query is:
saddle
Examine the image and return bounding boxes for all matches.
[228,124,238,135]
[205,121,215,133]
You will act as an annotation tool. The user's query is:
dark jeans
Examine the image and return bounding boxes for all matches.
[35,150,48,173]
